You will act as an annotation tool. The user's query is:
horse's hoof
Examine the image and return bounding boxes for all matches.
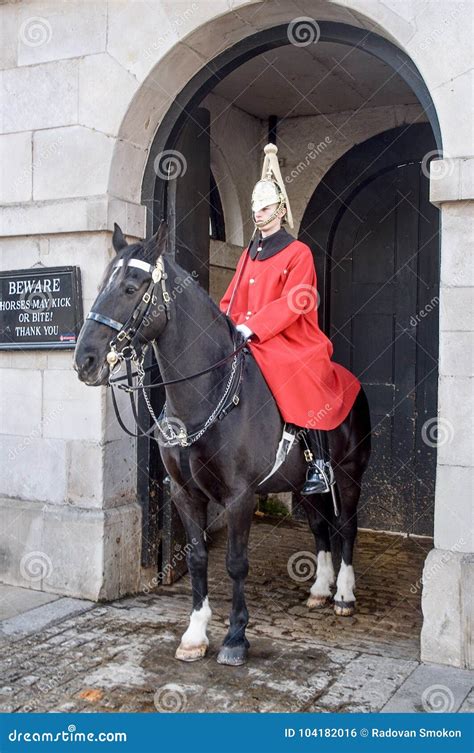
[175,642,208,662]
[216,645,248,666]
[307,594,331,609]
[334,600,355,617]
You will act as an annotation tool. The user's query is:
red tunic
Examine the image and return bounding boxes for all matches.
[219,238,361,430]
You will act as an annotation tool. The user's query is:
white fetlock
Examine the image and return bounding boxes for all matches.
[307,551,335,607]
[175,597,212,662]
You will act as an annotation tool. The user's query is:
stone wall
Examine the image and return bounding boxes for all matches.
[0,0,472,668]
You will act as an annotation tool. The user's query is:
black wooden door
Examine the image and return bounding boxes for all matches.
[140,108,211,580]
[300,125,439,535]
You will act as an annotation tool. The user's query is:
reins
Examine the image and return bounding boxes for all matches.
[87,251,247,446]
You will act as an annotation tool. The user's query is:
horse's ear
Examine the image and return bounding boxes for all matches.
[146,220,168,257]
[112,223,128,254]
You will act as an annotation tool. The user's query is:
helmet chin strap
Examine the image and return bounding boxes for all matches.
[253,200,286,230]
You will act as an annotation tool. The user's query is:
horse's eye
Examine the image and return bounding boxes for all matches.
[125,285,138,295]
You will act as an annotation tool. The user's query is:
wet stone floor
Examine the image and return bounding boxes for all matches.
[1,518,472,713]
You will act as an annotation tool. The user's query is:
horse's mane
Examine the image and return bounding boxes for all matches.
[124,236,235,327]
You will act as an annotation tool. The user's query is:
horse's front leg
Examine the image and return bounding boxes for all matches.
[172,484,212,662]
[217,492,255,666]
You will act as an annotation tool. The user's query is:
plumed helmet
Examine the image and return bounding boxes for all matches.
[251,143,294,229]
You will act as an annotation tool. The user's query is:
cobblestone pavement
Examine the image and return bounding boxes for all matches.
[1,519,473,713]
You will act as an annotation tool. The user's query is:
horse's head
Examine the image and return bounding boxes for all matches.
[74,222,168,385]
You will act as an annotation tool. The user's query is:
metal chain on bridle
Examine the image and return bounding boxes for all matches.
[87,252,247,448]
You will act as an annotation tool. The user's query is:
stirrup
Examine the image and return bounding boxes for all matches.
[302,459,333,495]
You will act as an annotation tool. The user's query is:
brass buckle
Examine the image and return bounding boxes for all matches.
[163,291,171,303]
[117,330,128,342]
[304,448,313,462]
[142,292,151,303]
[232,394,240,405]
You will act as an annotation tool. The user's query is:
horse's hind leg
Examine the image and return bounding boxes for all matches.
[217,492,255,666]
[300,493,335,608]
[172,485,212,662]
[333,468,360,617]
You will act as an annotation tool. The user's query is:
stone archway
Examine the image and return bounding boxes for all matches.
[105,2,471,669]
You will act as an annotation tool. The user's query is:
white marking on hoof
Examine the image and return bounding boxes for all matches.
[307,594,331,609]
[334,602,355,617]
[176,597,212,662]
[308,551,335,606]
[334,561,355,604]
[175,643,208,662]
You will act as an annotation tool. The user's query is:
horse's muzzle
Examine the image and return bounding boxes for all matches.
[74,348,109,386]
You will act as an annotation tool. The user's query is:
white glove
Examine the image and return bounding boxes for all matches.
[236,323,253,340]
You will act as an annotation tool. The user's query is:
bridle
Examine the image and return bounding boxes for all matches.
[87,255,171,366]
[86,253,247,447]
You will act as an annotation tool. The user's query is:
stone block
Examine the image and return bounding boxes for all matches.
[0,132,32,204]
[431,70,474,158]
[437,376,473,467]
[66,440,104,509]
[78,53,138,136]
[42,369,104,442]
[0,3,18,70]
[440,287,474,331]
[108,140,147,204]
[421,550,473,668]
[439,203,474,287]
[309,653,417,712]
[17,0,106,66]
[45,231,111,301]
[107,0,180,81]
[0,237,40,269]
[33,127,114,201]
[0,369,42,435]
[382,662,474,711]
[430,158,474,204]
[0,435,67,504]
[434,464,474,552]
[0,496,141,601]
[2,60,78,133]
[439,331,474,377]
[103,436,137,507]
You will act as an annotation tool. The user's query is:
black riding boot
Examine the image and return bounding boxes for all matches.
[301,428,334,495]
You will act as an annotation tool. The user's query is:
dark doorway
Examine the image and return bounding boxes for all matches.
[300,124,440,536]
[138,108,211,575]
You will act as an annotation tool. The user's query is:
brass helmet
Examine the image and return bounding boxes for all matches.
[251,143,294,229]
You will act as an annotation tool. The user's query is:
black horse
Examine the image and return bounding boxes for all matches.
[74,223,371,666]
